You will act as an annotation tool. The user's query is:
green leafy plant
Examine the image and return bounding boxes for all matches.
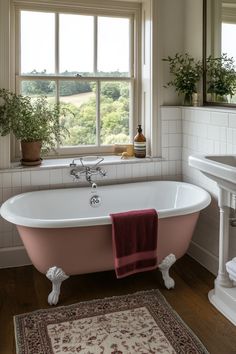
[0,88,71,154]
[206,53,236,98]
[163,53,202,97]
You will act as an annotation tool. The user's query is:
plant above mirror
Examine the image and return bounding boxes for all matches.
[0,89,72,165]
[163,53,202,106]
[206,53,236,103]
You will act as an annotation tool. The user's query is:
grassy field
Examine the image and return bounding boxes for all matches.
[60,91,94,107]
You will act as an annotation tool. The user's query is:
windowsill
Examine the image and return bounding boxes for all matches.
[182,105,236,111]
[0,155,163,173]
[162,104,236,112]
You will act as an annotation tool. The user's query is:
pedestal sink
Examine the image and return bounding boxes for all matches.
[189,154,236,325]
[189,154,236,192]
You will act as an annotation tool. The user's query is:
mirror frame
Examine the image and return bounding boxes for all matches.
[203,0,236,107]
[203,0,207,106]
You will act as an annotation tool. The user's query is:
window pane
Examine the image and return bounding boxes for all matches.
[59,14,94,75]
[98,17,130,76]
[222,23,236,61]
[59,81,96,146]
[222,23,236,103]
[20,80,56,103]
[20,11,55,75]
[100,81,130,145]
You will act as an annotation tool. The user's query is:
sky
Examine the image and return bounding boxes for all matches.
[21,11,130,74]
[221,22,236,62]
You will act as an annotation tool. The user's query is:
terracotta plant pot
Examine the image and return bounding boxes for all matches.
[20,141,42,166]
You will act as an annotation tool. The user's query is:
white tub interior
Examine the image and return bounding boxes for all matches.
[0,181,211,228]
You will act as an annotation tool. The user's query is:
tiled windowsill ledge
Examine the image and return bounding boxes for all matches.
[0,155,176,190]
[0,155,164,173]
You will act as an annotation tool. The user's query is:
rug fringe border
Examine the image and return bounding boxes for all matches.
[13,288,210,354]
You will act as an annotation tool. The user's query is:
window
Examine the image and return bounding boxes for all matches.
[221,22,236,103]
[15,3,140,156]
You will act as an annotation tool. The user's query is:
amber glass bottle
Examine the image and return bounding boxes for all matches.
[134,125,146,158]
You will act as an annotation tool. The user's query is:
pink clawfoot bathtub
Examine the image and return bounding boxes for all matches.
[0,181,211,305]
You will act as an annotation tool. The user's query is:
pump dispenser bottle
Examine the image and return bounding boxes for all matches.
[134,125,146,158]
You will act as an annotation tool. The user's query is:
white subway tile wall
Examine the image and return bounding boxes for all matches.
[181,106,236,275]
[181,107,236,195]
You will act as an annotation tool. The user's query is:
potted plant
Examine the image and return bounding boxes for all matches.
[206,53,236,103]
[0,88,70,166]
[163,53,202,105]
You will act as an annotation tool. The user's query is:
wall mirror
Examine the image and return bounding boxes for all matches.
[203,0,236,106]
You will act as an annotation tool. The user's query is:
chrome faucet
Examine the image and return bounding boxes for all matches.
[70,156,107,186]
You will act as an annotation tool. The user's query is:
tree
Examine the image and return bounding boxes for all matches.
[61,93,130,146]
[61,99,96,145]
[101,82,121,100]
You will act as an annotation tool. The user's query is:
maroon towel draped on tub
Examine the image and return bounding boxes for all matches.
[110,209,158,278]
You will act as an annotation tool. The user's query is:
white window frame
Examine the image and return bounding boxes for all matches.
[0,0,159,168]
[12,0,141,159]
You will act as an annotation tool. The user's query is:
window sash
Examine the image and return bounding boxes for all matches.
[15,75,134,156]
[13,3,140,159]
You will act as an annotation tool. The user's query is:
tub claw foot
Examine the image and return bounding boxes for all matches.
[46,266,69,305]
[158,254,176,289]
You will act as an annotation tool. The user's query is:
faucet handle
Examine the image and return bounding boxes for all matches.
[97,167,107,177]
[80,156,104,168]
[70,156,104,168]
[70,169,80,181]
[73,174,80,182]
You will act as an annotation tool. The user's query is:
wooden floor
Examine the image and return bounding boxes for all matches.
[1,255,236,354]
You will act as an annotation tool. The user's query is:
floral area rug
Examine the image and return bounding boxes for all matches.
[14,289,209,354]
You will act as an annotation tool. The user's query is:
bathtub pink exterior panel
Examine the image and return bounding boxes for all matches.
[17,212,199,275]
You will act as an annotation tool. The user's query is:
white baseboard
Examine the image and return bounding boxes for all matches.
[187,240,218,276]
[0,246,31,268]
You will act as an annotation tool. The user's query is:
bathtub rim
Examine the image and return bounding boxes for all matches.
[0,180,211,228]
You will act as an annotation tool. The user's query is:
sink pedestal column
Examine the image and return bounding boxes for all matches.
[208,187,236,325]
[215,188,232,287]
